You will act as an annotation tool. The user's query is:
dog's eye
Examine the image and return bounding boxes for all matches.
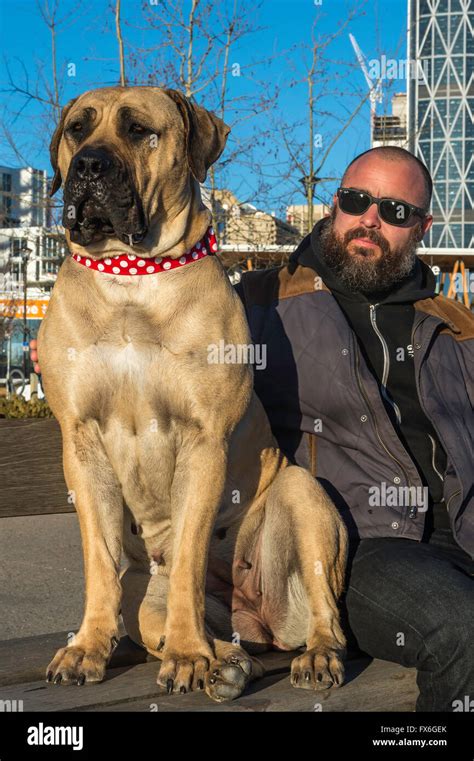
[68,122,83,133]
[129,123,148,136]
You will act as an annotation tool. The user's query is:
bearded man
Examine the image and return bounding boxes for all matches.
[235,146,474,712]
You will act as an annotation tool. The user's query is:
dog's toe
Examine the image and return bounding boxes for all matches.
[46,645,108,686]
[157,653,210,695]
[290,648,345,691]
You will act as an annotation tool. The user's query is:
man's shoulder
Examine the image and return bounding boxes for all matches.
[416,293,474,341]
[235,260,325,309]
[234,264,287,307]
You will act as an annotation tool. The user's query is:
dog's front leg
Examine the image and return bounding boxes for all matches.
[46,419,123,685]
[157,433,228,694]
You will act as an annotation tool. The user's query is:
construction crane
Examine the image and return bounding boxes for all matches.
[349,33,383,136]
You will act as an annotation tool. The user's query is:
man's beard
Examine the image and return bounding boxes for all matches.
[319,209,420,296]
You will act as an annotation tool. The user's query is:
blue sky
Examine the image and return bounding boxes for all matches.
[0,0,410,214]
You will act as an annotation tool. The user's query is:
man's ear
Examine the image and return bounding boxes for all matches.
[49,97,78,197]
[164,89,231,183]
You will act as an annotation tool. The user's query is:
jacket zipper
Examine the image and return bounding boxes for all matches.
[354,339,415,519]
[369,304,402,425]
[428,433,444,482]
[411,315,464,522]
[446,488,461,511]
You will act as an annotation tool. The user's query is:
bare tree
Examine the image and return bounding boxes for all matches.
[115,0,126,86]
[249,5,373,237]
[122,0,289,244]
[0,0,78,296]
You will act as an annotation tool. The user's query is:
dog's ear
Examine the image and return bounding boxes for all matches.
[164,89,231,183]
[49,98,78,197]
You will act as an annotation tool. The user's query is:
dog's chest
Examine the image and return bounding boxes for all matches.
[81,325,181,526]
[92,332,160,382]
[79,277,181,395]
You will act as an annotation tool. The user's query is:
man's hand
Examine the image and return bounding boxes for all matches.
[29,339,41,374]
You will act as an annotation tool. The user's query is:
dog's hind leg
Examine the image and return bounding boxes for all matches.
[121,566,265,698]
[46,420,124,686]
[257,465,348,692]
[120,567,168,656]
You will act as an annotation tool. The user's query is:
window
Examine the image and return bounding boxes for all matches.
[2,173,12,192]
[1,195,12,226]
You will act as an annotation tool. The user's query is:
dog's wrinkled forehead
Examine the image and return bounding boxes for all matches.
[66,88,178,129]
[72,86,177,108]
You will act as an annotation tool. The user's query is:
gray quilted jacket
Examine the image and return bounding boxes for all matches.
[235,232,474,558]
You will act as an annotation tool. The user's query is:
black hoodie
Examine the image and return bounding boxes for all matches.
[292,217,449,533]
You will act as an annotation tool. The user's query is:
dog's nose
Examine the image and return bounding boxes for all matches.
[72,148,112,180]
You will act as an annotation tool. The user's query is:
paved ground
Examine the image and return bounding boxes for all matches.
[0,513,84,640]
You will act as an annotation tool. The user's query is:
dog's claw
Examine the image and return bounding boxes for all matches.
[157,636,166,652]
[53,673,62,684]
[77,674,86,686]
[197,679,204,690]
[166,678,174,694]
[180,686,186,694]
[291,647,345,692]
[46,671,53,683]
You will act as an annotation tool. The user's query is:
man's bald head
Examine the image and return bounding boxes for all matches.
[341,147,432,210]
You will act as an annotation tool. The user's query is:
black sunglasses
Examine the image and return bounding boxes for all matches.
[337,187,427,226]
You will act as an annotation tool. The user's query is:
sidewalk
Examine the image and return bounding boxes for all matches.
[0,513,84,640]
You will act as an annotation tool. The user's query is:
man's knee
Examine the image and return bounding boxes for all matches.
[342,538,474,670]
[424,613,474,670]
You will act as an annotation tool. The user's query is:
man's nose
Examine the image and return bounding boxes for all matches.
[72,147,112,181]
[360,202,381,228]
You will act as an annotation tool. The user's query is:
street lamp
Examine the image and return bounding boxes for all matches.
[20,240,33,377]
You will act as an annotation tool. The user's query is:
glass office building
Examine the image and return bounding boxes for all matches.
[408,0,473,249]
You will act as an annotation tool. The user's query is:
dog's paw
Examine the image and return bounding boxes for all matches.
[156,644,214,695]
[290,647,344,691]
[205,653,255,702]
[46,644,111,686]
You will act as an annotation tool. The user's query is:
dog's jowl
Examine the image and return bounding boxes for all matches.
[39,86,348,702]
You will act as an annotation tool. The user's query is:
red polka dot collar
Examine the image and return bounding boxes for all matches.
[70,226,218,275]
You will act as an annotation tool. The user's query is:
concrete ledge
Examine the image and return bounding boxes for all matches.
[0,631,418,712]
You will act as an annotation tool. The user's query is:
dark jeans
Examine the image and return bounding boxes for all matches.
[340,528,474,712]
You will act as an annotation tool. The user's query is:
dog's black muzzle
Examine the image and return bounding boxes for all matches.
[63,146,147,247]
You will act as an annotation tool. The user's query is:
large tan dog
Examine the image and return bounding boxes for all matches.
[38,86,348,702]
